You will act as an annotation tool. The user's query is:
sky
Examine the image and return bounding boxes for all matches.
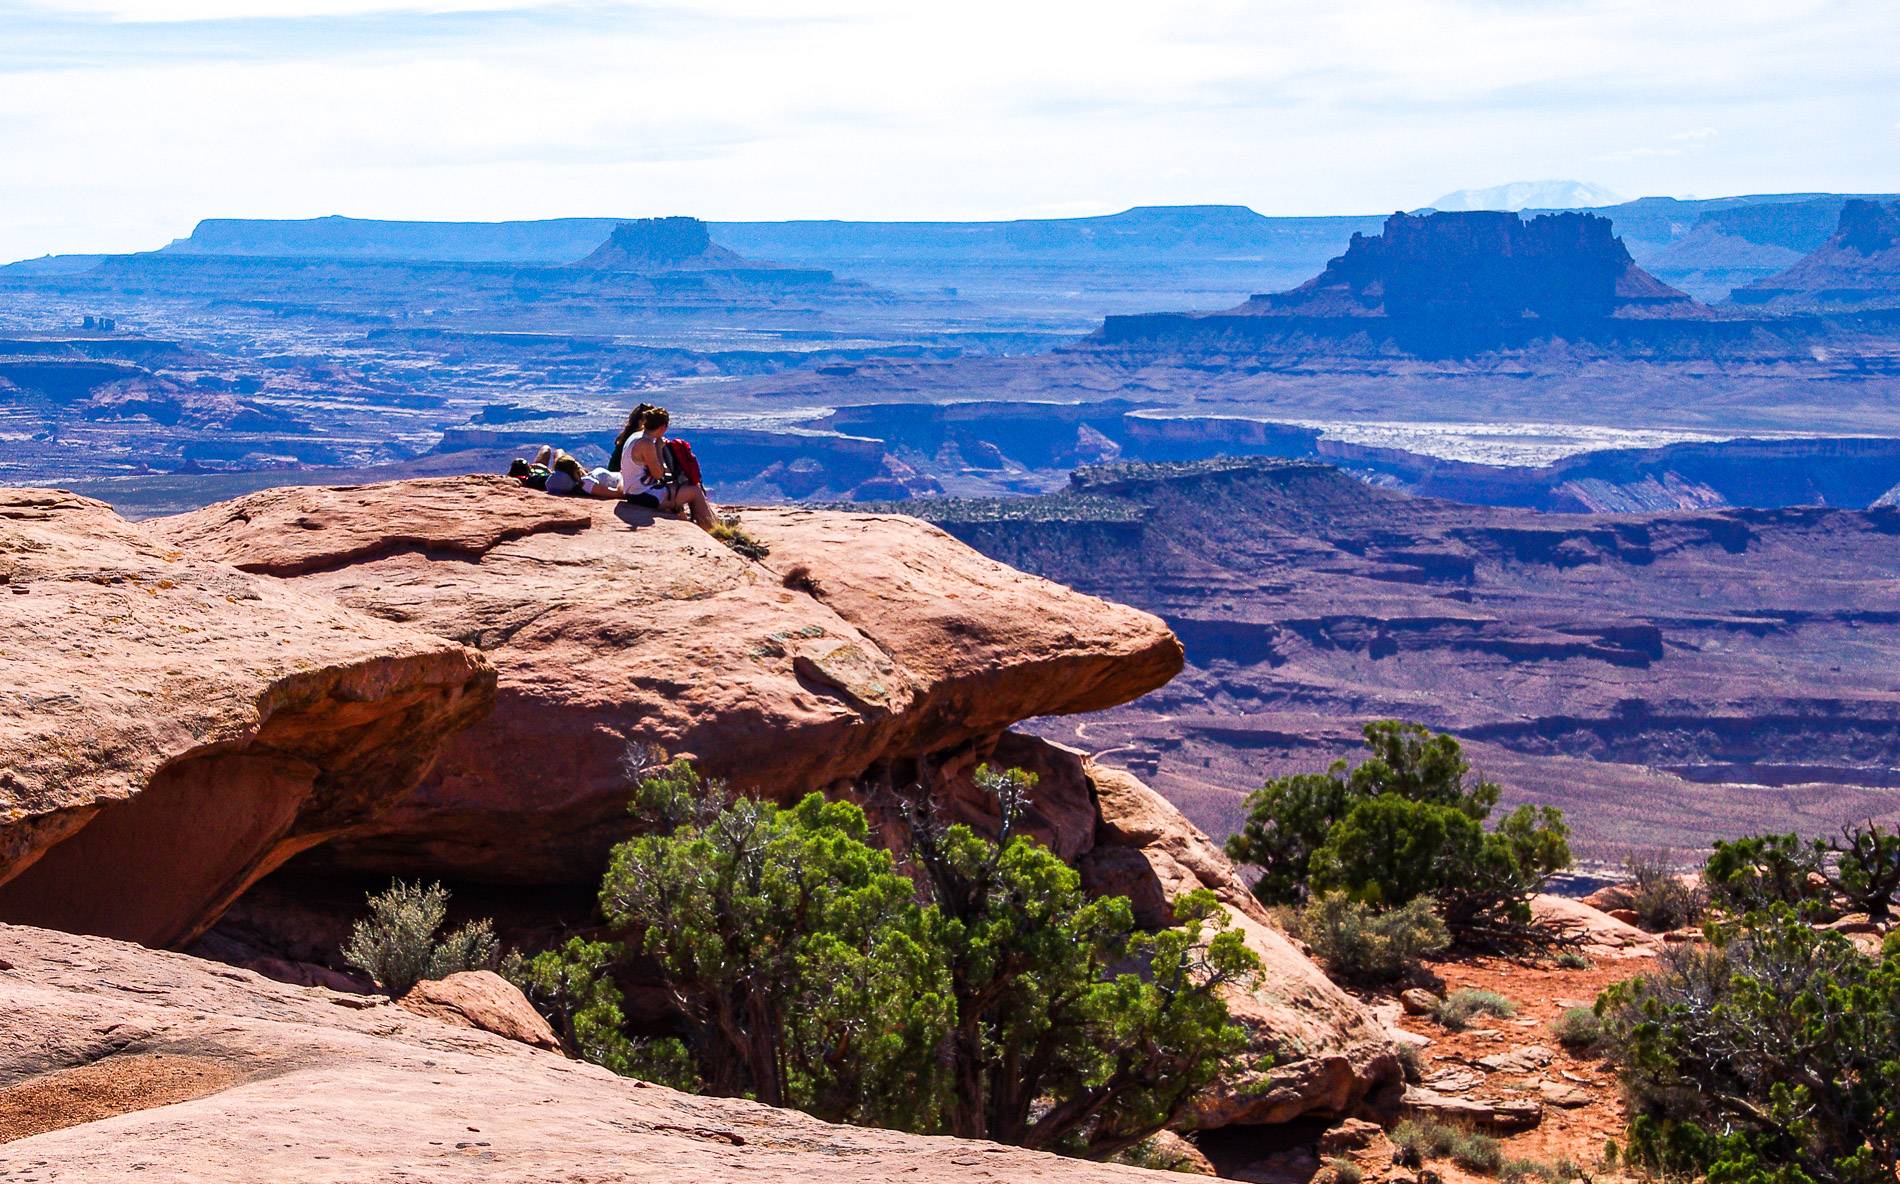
[2,0,1897,261]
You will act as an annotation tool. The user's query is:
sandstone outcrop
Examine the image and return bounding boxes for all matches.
[137,477,1406,1130]
[0,923,1162,1181]
[399,971,562,1052]
[571,217,746,271]
[1528,895,1663,958]
[1248,210,1698,323]
[155,478,1184,882]
[0,489,494,948]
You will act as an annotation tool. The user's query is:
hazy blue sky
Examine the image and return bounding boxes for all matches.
[3,0,1896,260]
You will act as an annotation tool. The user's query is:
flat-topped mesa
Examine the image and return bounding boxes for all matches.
[1246,210,1697,321]
[1734,199,1900,309]
[0,489,495,949]
[1092,210,1708,357]
[571,216,746,270]
[154,476,1185,882]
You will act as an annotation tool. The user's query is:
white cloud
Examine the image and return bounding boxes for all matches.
[21,0,546,18]
[0,0,1896,260]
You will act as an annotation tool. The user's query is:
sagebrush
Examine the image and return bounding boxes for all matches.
[1299,891,1448,984]
[340,879,497,996]
[1430,987,1516,1031]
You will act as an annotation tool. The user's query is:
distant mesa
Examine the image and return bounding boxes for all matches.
[1731,199,1900,309]
[1089,210,1705,357]
[570,216,747,271]
[1427,180,1624,212]
[1242,210,1697,322]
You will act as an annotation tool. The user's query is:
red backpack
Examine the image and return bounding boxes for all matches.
[664,437,703,486]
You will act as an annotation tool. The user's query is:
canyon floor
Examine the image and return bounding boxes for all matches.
[899,459,1900,861]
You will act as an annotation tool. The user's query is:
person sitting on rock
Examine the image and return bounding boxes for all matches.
[623,406,715,530]
[607,402,656,475]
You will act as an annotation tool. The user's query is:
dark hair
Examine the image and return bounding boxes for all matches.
[644,406,670,431]
[613,402,656,459]
[507,458,532,477]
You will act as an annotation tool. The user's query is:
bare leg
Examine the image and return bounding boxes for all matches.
[666,484,716,531]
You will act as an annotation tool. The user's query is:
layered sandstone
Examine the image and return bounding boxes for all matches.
[152,477,1398,1128]
[155,477,1185,882]
[0,922,1162,1181]
[0,488,494,948]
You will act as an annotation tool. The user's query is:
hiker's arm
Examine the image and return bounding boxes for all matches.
[635,441,664,482]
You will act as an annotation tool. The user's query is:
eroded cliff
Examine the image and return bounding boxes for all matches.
[0,488,495,949]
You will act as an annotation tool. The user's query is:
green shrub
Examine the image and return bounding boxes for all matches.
[1548,1006,1603,1051]
[1300,891,1450,985]
[1620,852,1708,931]
[710,513,769,560]
[1499,1158,1549,1184]
[531,759,1259,1160]
[1227,722,1570,939]
[1325,1157,1364,1184]
[340,879,497,996]
[1599,905,1900,1182]
[1450,1131,1504,1174]
[1704,832,1829,915]
[1226,721,1501,906]
[1112,1134,1210,1174]
[1553,949,1593,970]
[1392,1117,1460,1161]
[1430,988,1516,1031]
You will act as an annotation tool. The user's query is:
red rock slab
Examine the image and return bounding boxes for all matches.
[153,479,1181,883]
[0,923,1166,1182]
[0,489,494,948]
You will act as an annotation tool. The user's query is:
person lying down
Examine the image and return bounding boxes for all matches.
[506,447,667,512]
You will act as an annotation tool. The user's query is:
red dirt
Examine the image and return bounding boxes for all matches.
[0,1052,243,1144]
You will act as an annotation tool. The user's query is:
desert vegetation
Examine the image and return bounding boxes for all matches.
[1226,722,1572,957]
[1597,907,1900,1183]
[341,879,498,995]
[507,760,1260,1160]
[1295,891,1449,986]
[1700,821,1900,922]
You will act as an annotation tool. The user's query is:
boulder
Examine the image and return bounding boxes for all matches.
[1401,1088,1543,1133]
[154,479,1182,882]
[1399,988,1440,1016]
[1477,1045,1553,1075]
[1577,884,1633,912]
[399,971,562,1052]
[1317,1117,1384,1155]
[0,489,493,949]
[1538,1079,1594,1108]
[0,923,1162,1181]
[152,479,1387,1130]
[1530,894,1663,959]
[1140,1130,1217,1176]
[1074,745,1401,1127]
